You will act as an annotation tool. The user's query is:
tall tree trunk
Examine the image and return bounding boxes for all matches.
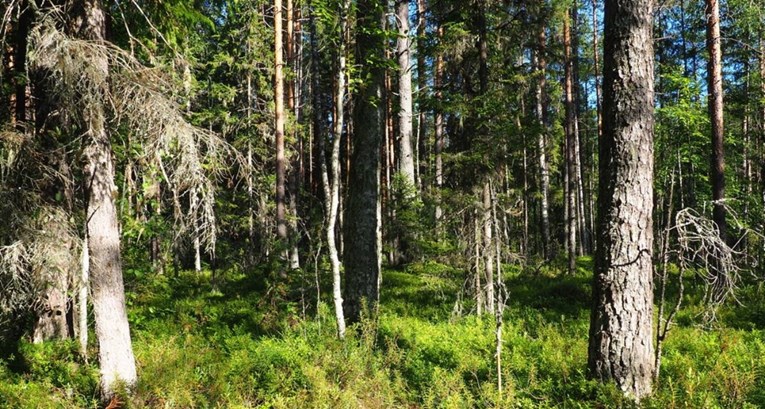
[592,0,602,142]
[591,0,601,250]
[286,0,294,112]
[588,0,655,400]
[286,0,301,271]
[434,24,445,230]
[320,0,349,339]
[534,22,552,260]
[344,0,384,324]
[564,9,578,273]
[416,0,427,189]
[396,0,416,189]
[69,0,137,399]
[706,0,726,243]
[572,3,589,255]
[274,0,288,261]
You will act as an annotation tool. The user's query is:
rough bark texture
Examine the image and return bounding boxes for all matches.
[588,0,655,400]
[344,0,384,324]
[68,0,138,398]
[706,0,726,243]
[396,0,416,188]
[275,0,288,248]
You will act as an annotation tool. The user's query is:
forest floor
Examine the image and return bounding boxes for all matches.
[1,257,764,408]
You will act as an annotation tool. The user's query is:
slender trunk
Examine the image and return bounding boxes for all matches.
[564,10,578,273]
[592,0,602,142]
[706,0,726,244]
[434,25,445,230]
[482,180,495,315]
[275,0,288,257]
[79,233,89,358]
[286,0,301,271]
[591,0,600,250]
[396,0,416,189]
[320,0,349,339]
[286,0,294,112]
[14,0,31,128]
[521,116,529,258]
[572,3,589,255]
[588,0,655,399]
[534,24,552,260]
[474,211,483,315]
[491,184,504,397]
[416,0,427,190]
[191,187,202,272]
[344,0,384,324]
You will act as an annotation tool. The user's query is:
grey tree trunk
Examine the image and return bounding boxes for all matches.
[588,0,655,400]
[396,0,416,189]
[69,0,137,399]
[344,0,384,324]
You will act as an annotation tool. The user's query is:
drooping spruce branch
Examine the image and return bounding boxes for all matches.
[28,11,237,254]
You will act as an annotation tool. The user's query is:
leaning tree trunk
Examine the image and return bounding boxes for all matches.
[588,0,655,400]
[344,0,385,324]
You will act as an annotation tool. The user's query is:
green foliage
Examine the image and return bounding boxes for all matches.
[3,262,765,407]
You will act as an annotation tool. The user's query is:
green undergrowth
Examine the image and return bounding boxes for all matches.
[1,258,764,408]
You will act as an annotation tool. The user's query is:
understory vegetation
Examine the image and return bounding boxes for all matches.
[2,258,763,408]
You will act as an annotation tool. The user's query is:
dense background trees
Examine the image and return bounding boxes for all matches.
[1,0,764,406]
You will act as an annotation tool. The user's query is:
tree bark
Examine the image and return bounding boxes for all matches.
[588,0,655,400]
[274,0,288,258]
[706,0,726,243]
[434,24,445,230]
[416,0,427,189]
[482,180,495,315]
[534,22,552,260]
[564,9,579,273]
[68,0,137,399]
[320,0,349,339]
[79,233,89,358]
[396,0,416,189]
[344,0,384,324]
